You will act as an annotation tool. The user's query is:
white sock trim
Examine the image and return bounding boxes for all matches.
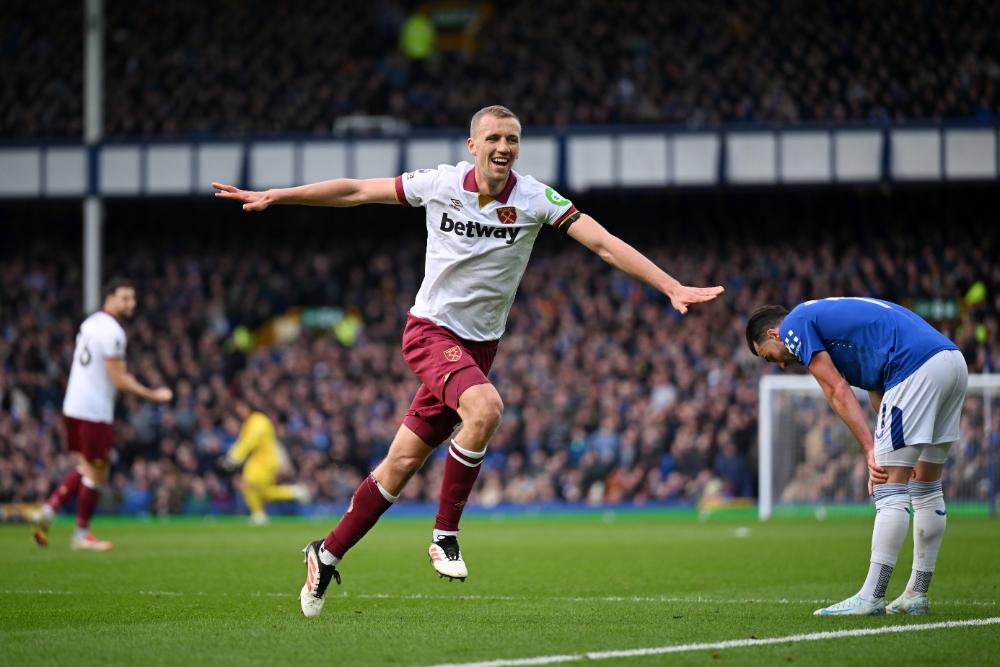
[318,544,341,566]
[448,450,481,468]
[372,476,399,503]
[451,439,486,459]
[433,529,459,541]
[449,439,486,467]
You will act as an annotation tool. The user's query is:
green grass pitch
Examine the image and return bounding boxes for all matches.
[1,510,999,666]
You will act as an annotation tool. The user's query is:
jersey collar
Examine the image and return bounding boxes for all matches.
[463,167,517,207]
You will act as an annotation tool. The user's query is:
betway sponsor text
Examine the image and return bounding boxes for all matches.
[439,213,521,245]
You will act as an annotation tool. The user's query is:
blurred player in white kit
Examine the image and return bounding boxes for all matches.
[31,278,172,550]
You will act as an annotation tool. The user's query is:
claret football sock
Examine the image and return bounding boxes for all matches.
[47,468,83,511]
[323,474,396,559]
[76,476,101,530]
[434,439,486,532]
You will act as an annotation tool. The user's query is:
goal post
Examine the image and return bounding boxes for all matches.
[758,373,999,520]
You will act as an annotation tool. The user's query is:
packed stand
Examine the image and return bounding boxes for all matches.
[1,189,998,516]
[3,0,1000,139]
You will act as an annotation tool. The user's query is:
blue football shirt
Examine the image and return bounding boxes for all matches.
[779,297,958,391]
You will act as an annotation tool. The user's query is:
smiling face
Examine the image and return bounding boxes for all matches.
[467,113,521,191]
[753,328,800,369]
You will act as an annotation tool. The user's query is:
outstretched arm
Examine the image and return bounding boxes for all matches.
[212,178,399,212]
[566,214,724,314]
[808,351,888,493]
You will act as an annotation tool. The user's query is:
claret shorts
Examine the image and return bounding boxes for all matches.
[400,314,499,447]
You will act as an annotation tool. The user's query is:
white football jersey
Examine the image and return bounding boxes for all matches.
[63,311,127,424]
[395,162,579,341]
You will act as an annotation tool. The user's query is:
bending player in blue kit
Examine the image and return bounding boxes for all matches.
[747,297,968,616]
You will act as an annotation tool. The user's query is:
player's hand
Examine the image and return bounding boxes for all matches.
[667,284,725,315]
[216,456,238,473]
[865,449,887,496]
[150,387,173,403]
[212,182,275,212]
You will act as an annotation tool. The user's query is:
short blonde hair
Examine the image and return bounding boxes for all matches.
[469,105,520,137]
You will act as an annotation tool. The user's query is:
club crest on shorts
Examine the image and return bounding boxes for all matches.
[497,206,517,225]
[443,345,463,362]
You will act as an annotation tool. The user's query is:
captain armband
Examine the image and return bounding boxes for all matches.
[556,211,582,236]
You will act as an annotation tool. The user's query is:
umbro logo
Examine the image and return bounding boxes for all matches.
[935,510,947,516]
[450,198,463,211]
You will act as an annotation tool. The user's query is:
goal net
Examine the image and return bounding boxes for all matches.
[758,373,1000,519]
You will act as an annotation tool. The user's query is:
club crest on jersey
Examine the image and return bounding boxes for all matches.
[443,345,463,362]
[497,207,517,225]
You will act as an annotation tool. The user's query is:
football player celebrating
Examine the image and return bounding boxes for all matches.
[214,105,724,618]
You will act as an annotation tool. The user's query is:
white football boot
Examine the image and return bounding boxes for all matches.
[300,540,340,618]
[71,534,113,551]
[29,506,51,548]
[886,591,929,615]
[813,594,885,616]
[429,535,467,581]
[293,484,312,504]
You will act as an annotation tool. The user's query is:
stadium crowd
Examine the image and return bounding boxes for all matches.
[3,0,999,138]
[1,190,997,516]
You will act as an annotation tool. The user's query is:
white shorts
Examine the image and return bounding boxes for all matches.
[874,349,967,467]
[876,442,952,467]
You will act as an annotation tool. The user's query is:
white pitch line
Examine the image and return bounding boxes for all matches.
[2,589,998,607]
[417,617,1000,667]
[340,592,1000,608]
